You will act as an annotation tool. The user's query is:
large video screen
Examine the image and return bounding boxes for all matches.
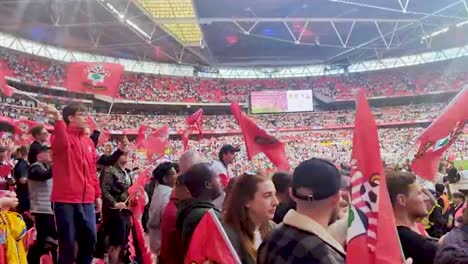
[250,89,313,114]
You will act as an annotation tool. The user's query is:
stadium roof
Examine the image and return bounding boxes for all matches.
[0,0,467,68]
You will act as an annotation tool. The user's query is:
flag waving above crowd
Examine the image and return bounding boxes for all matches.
[66,62,124,97]
[346,89,403,264]
[136,124,170,159]
[231,102,290,171]
[182,108,203,150]
[410,87,468,180]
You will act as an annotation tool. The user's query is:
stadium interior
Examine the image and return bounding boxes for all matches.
[0,0,466,173]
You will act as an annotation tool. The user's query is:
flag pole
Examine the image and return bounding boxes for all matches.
[107,99,114,117]
[21,92,42,105]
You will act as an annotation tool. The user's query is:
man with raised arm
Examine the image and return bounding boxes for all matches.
[43,103,102,264]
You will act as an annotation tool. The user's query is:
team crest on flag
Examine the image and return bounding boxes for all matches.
[414,121,463,158]
[254,133,278,145]
[84,64,110,91]
[348,166,380,251]
[66,62,123,97]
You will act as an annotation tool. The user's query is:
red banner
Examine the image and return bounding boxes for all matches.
[66,62,124,97]
[411,88,468,180]
[136,125,169,159]
[346,89,402,264]
[231,102,290,171]
[185,209,241,264]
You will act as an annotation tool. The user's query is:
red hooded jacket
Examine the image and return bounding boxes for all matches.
[51,120,101,203]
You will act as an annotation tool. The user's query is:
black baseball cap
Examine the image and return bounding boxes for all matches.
[292,158,342,201]
[219,144,240,155]
[38,145,51,153]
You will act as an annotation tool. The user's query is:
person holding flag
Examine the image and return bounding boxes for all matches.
[42,102,102,264]
[176,163,223,256]
[100,152,133,264]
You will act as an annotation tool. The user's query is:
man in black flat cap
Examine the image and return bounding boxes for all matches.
[258,158,346,264]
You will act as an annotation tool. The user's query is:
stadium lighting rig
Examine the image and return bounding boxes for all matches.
[97,0,152,41]
[421,19,468,43]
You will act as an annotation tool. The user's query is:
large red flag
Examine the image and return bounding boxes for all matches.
[410,88,468,180]
[346,89,402,264]
[185,209,241,264]
[230,102,289,171]
[66,62,124,97]
[136,125,169,160]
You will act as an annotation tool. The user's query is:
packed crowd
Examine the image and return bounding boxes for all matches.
[96,103,441,131]
[0,101,465,264]
[0,96,445,131]
[1,48,466,103]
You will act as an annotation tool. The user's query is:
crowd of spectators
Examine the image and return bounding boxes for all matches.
[1,48,466,103]
[1,98,465,172]
[0,97,445,131]
[0,48,465,171]
[105,127,466,173]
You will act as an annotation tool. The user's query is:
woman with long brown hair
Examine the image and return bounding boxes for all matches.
[223,172,279,264]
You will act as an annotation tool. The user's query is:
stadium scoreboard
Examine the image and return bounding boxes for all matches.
[250,89,314,114]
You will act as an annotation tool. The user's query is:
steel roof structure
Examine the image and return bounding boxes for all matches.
[0,0,467,68]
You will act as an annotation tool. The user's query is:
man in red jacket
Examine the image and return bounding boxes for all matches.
[43,103,102,264]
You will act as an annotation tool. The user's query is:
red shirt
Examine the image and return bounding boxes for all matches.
[51,121,101,203]
[160,197,183,264]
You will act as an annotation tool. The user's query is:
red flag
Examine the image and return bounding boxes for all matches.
[0,116,22,135]
[186,109,203,136]
[230,102,289,171]
[185,209,241,264]
[181,126,194,151]
[182,109,203,151]
[86,113,109,146]
[410,88,468,180]
[86,113,98,132]
[136,125,169,159]
[0,116,33,145]
[66,62,124,97]
[14,119,38,145]
[0,69,14,97]
[346,89,402,264]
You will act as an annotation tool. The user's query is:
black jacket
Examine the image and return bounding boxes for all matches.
[176,199,221,256]
[101,165,132,209]
[273,199,296,224]
[13,158,29,212]
[447,167,459,183]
